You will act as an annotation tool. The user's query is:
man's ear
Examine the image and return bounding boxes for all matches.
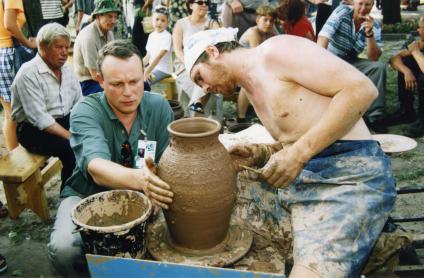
[205,45,219,58]
[96,72,105,89]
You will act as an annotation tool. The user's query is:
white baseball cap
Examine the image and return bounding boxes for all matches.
[184,27,238,77]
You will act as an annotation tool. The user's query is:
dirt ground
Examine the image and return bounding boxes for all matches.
[1,7,424,278]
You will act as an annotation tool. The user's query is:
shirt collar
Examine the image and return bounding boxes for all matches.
[34,53,64,77]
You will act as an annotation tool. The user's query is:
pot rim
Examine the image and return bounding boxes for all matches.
[71,190,152,233]
[168,117,221,138]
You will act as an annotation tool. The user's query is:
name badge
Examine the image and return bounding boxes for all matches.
[135,140,157,169]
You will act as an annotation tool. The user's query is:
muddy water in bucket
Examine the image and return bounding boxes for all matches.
[71,190,152,259]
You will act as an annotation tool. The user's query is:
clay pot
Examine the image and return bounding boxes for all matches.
[158,118,236,252]
[168,100,184,120]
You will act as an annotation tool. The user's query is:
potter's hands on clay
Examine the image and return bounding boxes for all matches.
[142,158,174,210]
[261,146,306,188]
[228,142,283,171]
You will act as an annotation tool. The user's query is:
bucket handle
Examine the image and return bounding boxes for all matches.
[72,227,85,234]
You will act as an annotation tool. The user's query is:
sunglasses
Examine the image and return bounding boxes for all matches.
[121,140,132,168]
[194,0,209,6]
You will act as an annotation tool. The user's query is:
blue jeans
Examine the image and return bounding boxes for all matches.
[279,140,396,277]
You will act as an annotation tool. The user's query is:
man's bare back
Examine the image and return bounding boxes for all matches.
[236,36,372,144]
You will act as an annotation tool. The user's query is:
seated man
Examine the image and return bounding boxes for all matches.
[47,40,174,277]
[317,0,387,133]
[12,23,82,192]
[388,15,424,138]
[222,0,274,39]
[73,0,119,96]
[175,28,396,277]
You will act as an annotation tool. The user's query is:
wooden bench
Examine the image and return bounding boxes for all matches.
[0,146,62,220]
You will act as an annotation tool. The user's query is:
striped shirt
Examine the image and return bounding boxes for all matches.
[40,0,64,20]
[318,5,382,59]
[11,54,83,130]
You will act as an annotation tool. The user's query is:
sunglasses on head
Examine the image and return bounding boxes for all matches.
[194,0,209,6]
[121,140,132,168]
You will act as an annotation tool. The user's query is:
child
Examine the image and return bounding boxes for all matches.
[237,5,277,123]
[143,5,172,85]
[277,0,315,41]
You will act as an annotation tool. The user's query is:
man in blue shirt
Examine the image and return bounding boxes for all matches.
[47,40,174,276]
[317,0,387,133]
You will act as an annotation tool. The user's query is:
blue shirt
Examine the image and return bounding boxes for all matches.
[319,5,382,59]
[61,91,174,198]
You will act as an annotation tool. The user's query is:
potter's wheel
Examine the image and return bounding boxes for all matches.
[147,219,253,267]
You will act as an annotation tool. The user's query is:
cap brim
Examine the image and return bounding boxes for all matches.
[188,88,208,105]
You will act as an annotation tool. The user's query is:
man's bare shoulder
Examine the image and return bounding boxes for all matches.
[259,35,313,59]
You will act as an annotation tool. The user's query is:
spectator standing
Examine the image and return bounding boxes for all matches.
[75,0,95,33]
[12,23,82,192]
[132,0,153,56]
[172,0,220,113]
[40,0,74,27]
[0,0,37,151]
[73,0,119,96]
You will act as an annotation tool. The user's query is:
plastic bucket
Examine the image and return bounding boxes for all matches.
[71,190,152,259]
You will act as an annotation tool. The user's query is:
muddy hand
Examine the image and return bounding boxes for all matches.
[228,143,259,171]
[261,147,305,188]
[144,158,173,210]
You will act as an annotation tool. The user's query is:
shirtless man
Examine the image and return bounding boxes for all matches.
[171,28,396,277]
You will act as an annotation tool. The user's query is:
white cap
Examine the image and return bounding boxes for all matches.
[184,27,238,77]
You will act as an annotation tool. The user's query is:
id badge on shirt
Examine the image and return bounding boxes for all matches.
[135,140,157,169]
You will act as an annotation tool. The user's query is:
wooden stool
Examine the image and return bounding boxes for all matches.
[0,146,62,220]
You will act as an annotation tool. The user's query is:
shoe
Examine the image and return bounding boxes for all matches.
[382,110,417,126]
[404,119,424,138]
[0,254,7,274]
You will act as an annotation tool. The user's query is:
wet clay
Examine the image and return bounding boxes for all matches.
[158,118,237,252]
[86,213,138,227]
[72,190,152,259]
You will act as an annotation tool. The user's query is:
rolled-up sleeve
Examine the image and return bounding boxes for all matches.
[70,101,111,179]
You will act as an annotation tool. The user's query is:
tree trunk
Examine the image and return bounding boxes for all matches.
[381,0,402,25]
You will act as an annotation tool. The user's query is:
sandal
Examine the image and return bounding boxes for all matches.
[0,254,7,274]
[0,201,8,218]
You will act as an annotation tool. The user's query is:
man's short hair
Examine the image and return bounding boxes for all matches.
[97,40,143,74]
[36,23,70,49]
[194,41,240,66]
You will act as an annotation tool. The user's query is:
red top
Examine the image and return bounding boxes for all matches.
[284,16,316,41]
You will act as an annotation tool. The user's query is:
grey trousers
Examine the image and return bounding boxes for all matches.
[351,58,387,122]
[221,3,257,39]
[47,196,88,277]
